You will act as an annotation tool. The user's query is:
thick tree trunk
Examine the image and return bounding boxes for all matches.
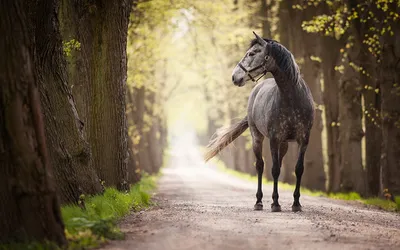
[60,0,132,190]
[338,30,365,195]
[338,71,365,195]
[33,0,102,204]
[0,0,66,245]
[362,55,381,197]
[379,29,400,197]
[321,36,343,193]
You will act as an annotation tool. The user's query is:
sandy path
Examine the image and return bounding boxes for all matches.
[101,131,400,250]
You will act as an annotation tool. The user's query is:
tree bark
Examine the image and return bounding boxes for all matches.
[321,36,343,193]
[32,0,102,204]
[361,54,381,197]
[338,25,365,195]
[379,27,400,197]
[60,0,132,190]
[0,0,66,245]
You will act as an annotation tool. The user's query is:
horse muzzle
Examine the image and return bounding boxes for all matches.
[232,75,245,87]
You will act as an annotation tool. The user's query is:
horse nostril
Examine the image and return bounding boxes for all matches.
[232,75,235,82]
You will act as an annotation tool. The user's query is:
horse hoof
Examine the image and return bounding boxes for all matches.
[271,204,281,212]
[254,202,263,211]
[292,205,302,212]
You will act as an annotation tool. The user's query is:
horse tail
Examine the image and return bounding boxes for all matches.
[204,116,249,162]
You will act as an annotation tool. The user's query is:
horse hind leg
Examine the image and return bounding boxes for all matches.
[292,141,308,212]
[251,127,264,210]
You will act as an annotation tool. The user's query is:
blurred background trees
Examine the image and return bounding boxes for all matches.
[0,0,399,246]
[155,0,399,200]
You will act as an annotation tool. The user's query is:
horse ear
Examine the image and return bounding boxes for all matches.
[253,31,268,47]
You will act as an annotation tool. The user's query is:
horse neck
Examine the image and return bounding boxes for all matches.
[271,66,302,95]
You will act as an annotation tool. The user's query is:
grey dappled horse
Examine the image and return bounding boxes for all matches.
[205,32,314,212]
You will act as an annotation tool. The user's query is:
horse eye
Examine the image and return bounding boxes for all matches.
[249,52,256,57]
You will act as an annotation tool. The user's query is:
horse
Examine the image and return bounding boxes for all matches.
[204,32,314,212]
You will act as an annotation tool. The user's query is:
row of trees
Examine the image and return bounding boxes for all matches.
[0,0,167,245]
[198,0,399,199]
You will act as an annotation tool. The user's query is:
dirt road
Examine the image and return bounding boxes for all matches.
[102,131,400,250]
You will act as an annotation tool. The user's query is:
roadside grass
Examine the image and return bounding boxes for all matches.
[364,197,400,212]
[61,173,157,249]
[211,159,399,212]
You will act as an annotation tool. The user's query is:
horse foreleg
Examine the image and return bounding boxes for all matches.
[270,139,281,212]
[292,142,308,212]
[252,130,264,210]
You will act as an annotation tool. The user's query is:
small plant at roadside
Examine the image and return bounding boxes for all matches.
[61,174,156,249]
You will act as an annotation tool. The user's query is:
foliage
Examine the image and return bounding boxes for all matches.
[299,0,400,126]
[61,174,156,249]
[62,39,81,57]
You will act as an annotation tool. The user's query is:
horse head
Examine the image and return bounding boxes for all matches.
[232,32,276,86]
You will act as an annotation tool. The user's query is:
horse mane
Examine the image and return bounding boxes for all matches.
[250,38,300,83]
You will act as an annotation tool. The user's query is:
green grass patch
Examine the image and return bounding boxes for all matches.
[364,197,400,212]
[212,158,398,212]
[62,174,157,249]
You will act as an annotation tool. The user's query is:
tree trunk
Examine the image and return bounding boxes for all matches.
[338,27,365,195]
[362,55,381,197]
[132,87,154,174]
[260,0,273,38]
[33,0,102,204]
[338,71,365,195]
[379,28,400,197]
[126,87,141,183]
[321,36,343,193]
[0,0,66,245]
[60,0,132,190]
[147,117,164,173]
